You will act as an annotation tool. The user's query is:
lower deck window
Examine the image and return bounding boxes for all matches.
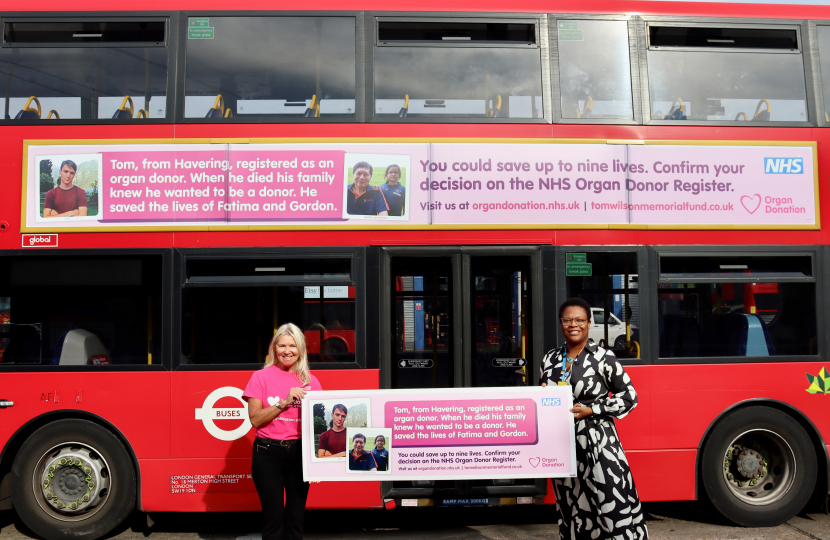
[658,282,816,357]
[0,255,162,366]
[182,286,356,364]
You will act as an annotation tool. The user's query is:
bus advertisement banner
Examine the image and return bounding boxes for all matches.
[301,386,577,482]
[23,139,818,231]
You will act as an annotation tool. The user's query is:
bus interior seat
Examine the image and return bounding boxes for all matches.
[304,95,320,117]
[15,96,42,119]
[51,328,109,366]
[659,314,702,357]
[2,324,42,364]
[667,98,686,120]
[398,94,409,117]
[205,94,232,118]
[575,96,592,119]
[112,96,135,119]
[701,313,775,357]
[753,99,771,122]
[489,95,502,118]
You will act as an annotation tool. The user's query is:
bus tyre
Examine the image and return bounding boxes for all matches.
[11,419,136,540]
[701,407,816,526]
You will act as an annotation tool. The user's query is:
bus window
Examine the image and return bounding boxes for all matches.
[556,20,634,120]
[658,255,816,358]
[184,17,356,119]
[565,251,639,359]
[374,19,543,119]
[0,255,162,366]
[646,25,807,122]
[816,26,830,123]
[1,20,168,120]
[182,256,355,365]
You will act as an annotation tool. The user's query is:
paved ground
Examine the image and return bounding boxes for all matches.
[3,502,830,540]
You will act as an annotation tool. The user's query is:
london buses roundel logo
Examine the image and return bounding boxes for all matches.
[194,387,252,441]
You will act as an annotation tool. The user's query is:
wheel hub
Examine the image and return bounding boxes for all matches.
[37,445,110,519]
[737,448,765,478]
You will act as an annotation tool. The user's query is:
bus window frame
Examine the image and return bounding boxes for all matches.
[176,11,365,124]
[649,245,826,365]
[549,14,642,125]
[366,12,552,124]
[0,247,173,372]
[173,246,367,371]
[809,21,830,128]
[0,12,179,126]
[639,16,817,127]
[554,246,651,366]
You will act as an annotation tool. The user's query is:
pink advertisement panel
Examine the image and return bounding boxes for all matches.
[301,387,576,482]
[23,141,818,231]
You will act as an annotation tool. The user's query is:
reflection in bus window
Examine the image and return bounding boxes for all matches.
[557,20,633,120]
[374,48,543,119]
[182,285,356,364]
[658,282,816,357]
[565,251,639,358]
[184,17,356,119]
[647,26,807,122]
[0,44,167,120]
[816,26,830,122]
[0,256,162,365]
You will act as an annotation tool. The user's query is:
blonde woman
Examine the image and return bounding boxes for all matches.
[243,323,322,540]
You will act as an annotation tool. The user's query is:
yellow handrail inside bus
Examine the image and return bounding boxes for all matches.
[224,108,233,118]
[735,112,748,121]
[669,97,684,115]
[136,109,148,118]
[653,110,665,119]
[46,110,60,119]
[583,96,593,115]
[628,340,640,359]
[21,96,42,118]
[754,99,771,119]
[118,96,135,116]
[755,99,771,117]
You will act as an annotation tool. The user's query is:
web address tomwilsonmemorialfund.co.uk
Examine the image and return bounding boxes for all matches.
[466,201,738,212]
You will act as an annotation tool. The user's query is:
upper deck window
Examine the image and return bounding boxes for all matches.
[373,18,544,120]
[0,19,168,121]
[183,17,356,120]
[556,19,634,120]
[646,23,808,123]
[816,26,830,124]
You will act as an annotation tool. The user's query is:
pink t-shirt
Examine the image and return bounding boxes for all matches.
[243,366,322,440]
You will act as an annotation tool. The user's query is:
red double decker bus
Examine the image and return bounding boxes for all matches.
[2,0,830,539]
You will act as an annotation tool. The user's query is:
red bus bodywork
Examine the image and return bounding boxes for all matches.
[2,0,830,531]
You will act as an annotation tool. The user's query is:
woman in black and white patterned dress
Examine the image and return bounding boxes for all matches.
[540,298,648,540]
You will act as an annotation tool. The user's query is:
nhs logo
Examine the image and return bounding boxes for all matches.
[764,157,803,174]
[542,398,561,406]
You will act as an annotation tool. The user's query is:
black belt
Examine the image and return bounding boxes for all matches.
[256,436,300,447]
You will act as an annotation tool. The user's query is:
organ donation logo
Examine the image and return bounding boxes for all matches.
[194,386,252,441]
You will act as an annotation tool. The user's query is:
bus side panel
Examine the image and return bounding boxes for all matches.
[171,369,378,459]
[0,372,171,460]
[157,369,380,510]
[139,458,380,512]
[626,450,697,502]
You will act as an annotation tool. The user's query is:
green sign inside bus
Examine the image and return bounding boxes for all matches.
[189,27,215,39]
[558,29,583,41]
[566,263,592,276]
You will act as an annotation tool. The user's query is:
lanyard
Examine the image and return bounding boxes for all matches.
[560,345,582,383]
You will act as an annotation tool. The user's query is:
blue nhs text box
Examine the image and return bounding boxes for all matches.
[764,157,803,174]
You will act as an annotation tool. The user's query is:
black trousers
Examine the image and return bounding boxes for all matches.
[251,438,310,540]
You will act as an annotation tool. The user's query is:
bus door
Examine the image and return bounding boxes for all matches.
[382,247,546,502]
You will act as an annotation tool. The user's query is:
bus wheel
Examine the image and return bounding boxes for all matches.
[701,407,816,526]
[11,419,136,540]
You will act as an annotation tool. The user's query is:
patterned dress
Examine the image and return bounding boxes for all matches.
[540,340,648,540]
